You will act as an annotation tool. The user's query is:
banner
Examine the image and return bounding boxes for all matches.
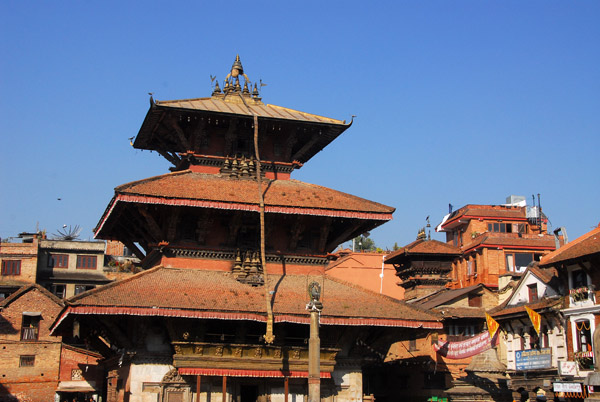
[433,331,498,359]
[525,306,541,335]
[486,313,500,340]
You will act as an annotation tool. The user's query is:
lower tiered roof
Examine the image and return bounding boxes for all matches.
[52,266,442,331]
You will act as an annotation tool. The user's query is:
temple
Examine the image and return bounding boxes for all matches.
[51,56,442,402]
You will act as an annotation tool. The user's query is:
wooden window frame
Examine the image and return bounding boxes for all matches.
[19,355,35,367]
[49,254,69,268]
[1,260,21,275]
[76,255,97,270]
[21,315,40,341]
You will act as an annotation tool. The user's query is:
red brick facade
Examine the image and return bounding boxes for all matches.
[0,285,64,402]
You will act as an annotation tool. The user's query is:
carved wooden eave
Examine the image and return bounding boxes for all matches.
[171,341,339,374]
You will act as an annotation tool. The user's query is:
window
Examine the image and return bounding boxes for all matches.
[51,284,66,298]
[75,285,95,295]
[49,254,69,268]
[21,314,40,341]
[506,252,539,273]
[1,260,21,275]
[19,355,35,367]
[488,222,511,233]
[572,269,588,289]
[576,320,592,352]
[76,255,97,269]
[447,324,476,342]
[528,284,539,303]
[529,327,540,349]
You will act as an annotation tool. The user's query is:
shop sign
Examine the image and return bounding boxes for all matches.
[515,348,552,370]
[553,382,582,393]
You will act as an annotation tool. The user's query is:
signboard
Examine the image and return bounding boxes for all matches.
[553,382,582,393]
[515,348,552,370]
[558,361,578,376]
[433,331,498,359]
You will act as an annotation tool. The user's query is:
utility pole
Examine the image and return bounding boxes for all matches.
[307,281,323,402]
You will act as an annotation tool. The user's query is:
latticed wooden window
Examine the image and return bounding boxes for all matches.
[19,355,35,367]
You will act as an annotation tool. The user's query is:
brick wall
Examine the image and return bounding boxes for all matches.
[0,286,63,402]
[0,240,39,284]
[59,345,103,387]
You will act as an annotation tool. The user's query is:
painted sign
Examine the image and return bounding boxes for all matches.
[553,382,582,393]
[433,331,498,359]
[515,348,552,370]
[558,361,578,376]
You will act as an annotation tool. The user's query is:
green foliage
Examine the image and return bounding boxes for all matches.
[353,234,376,251]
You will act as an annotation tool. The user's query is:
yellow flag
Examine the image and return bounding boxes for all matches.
[525,306,541,335]
[486,313,500,340]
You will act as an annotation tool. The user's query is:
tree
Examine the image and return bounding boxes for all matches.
[353,234,376,252]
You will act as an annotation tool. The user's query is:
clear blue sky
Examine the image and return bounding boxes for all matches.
[1,1,598,249]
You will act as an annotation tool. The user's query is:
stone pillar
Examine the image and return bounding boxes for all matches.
[308,309,321,402]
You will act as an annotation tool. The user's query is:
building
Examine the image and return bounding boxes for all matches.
[488,265,566,401]
[0,233,41,300]
[436,195,557,289]
[0,233,112,299]
[0,284,64,401]
[384,234,460,301]
[51,56,443,402]
[325,249,403,300]
[540,223,600,399]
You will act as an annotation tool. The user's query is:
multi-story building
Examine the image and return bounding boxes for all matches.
[0,284,105,401]
[436,195,557,289]
[1,232,112,299]
[488,265,566,401]
[0,232,41,299]
[539,223,600,398]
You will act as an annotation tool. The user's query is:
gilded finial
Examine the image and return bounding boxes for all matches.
[212,81,222,95]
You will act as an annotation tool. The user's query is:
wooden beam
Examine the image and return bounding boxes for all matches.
[138,205,165,242]
[325,222,360,252]
[318,218,332,253]
[122,239,146,260]
[164,116,191,150]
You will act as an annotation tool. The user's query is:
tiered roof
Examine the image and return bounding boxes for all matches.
[53,266,442,331]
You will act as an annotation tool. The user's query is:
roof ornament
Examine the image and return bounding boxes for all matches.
[213,55,262,101]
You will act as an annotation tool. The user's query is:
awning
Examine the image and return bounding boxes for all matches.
[178,368,331,379]
[56,380,98,393]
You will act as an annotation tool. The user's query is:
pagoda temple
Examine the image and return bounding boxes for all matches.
[52,56,442,402]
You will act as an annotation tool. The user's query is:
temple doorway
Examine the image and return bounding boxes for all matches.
[240,385,258,402]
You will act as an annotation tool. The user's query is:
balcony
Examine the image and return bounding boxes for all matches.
[569,286,595,306]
